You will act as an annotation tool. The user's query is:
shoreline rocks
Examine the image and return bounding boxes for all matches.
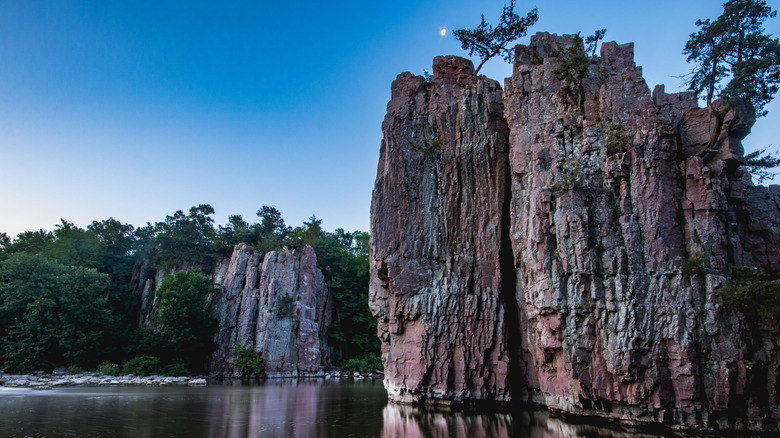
[0,372,201,389]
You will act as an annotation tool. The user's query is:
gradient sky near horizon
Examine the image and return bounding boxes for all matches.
[1,0,778,239]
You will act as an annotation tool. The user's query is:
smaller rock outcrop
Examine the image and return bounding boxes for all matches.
[131,244,332,377]
[209,244,332,377]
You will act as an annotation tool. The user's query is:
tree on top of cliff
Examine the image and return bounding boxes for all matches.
[683,0,780,156]
[553,29,607,110]
[452,0,538,74]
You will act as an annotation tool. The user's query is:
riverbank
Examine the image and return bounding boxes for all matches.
[0,372,206,389]
[0,370,379,390]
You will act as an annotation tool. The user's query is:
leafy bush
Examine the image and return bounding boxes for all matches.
[152,270,218,370]
[123,355,161,377]
[164,359,188,377]
[66,365,83,375]
[606,123,632,154]
[232,344,266,377]
[683,254,706,275]
[97,361,121,376]
[719,266,780,316]
[276,293,294,319]
[341,354,382,374]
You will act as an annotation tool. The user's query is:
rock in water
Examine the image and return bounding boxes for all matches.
[370,33,780,432]
[370,55,512,404]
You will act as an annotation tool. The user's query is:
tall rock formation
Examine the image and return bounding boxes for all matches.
[132,244,332,377]
[369,56,512,404]
[370,33,780,432]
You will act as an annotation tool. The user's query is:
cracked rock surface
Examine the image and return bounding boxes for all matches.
[370,33,780,431]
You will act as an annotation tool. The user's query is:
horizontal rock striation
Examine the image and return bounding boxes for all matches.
[370,33,780,432]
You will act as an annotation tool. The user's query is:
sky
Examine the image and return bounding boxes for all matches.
[1,0,778,239]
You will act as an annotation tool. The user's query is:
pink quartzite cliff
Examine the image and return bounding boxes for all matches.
[369,33,780,432]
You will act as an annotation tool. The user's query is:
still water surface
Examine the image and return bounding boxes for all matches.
[0,379,661,437]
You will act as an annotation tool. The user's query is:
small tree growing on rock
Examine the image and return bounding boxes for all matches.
[452,0,539,74]
[683,0,780,161]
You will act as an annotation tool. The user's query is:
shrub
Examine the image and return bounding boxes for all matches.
[97,361,120,376]
[606,123,631,154]
[232,345,266,376]
[341,354,383,374]
[683,254,706,275]
[276,293,294,319]
[164,359,188,377]
[719,266,780,316]
[66,365,83,375]
[123,355,161,377]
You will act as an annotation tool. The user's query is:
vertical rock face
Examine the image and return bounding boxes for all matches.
[369,56,511,404]
[132,244,331,377]
[209,244,332,377]
[370,33,780,431]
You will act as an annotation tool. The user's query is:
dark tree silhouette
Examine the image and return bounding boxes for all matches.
[452,0,538,74]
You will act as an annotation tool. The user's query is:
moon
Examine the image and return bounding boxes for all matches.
[440,27,446,36]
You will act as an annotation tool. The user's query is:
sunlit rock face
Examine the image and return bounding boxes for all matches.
[370,33,780,432]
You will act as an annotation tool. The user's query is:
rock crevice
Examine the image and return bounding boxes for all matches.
[370,33,780,431]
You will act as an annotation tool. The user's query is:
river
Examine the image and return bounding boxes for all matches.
[0,378,662,437]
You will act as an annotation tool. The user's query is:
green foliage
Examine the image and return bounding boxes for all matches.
[452,1,539,74]
[97,361,121,376]
[232,344,266,376]
[718,266,780,316]
[553,30,606,110]
[164,359,189,377]
[743,146,780,183]
[150,205,219,271]
[683,254,706,275]
[275,293,294,319]
[286,220,378,359]
[66,365,84,375]
[606,123,632,154]
[684,0,780,117]
[0,253,116,372]
[123,355,161,377]
[151,270,218,371]
[341,354,382,374]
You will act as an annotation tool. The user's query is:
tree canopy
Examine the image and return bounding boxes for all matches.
[452,0,538,74]
[684,0,780,161]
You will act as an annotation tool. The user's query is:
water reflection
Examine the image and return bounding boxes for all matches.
[0,380,662,437]
[381,404,664,438]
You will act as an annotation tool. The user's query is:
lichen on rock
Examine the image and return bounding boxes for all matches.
[370,33,780,432]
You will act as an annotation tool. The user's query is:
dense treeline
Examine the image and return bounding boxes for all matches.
[0,205,377,374]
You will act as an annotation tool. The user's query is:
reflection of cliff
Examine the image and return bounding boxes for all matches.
[205,381,329,438]
[132,244,332,377]
[370,33,780,431]
[381,404,661,438]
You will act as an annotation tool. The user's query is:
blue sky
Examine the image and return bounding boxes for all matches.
[1,0,778,238]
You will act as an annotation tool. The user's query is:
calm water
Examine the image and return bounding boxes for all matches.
[0,379,661,437]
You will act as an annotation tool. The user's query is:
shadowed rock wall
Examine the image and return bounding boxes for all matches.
[132,244,332,377]
[369,33,780,431]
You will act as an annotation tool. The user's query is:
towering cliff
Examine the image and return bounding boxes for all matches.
[369,56,512,404]
[370,33,780,431]
[133,244,332,377]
